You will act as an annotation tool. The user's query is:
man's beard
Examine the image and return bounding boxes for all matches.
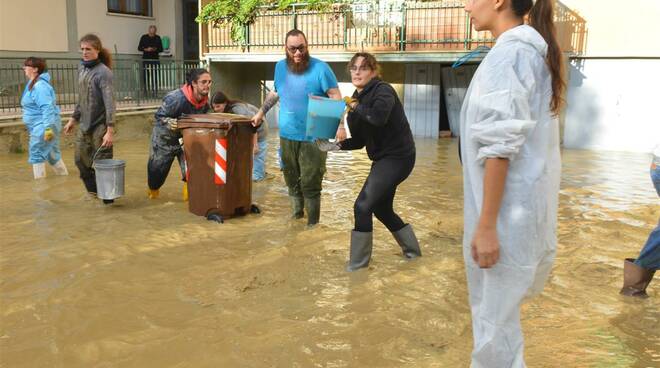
[286,51,310,74]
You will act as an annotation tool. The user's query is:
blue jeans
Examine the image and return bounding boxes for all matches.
[252,140,268,181]
[635,222,660,270]
[652,163,660,197]
[634,164,660,270]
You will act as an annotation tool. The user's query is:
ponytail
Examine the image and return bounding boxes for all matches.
[98,48,113,69]
[529,0,565,115]
[79,34,113,69]
[512,0,566,116]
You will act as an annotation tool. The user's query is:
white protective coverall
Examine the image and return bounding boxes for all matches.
[459,25,560,368]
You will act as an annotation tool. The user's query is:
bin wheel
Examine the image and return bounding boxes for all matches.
[250,204,261,214]
[207,213,224,223]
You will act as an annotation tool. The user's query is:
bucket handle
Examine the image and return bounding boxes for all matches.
[91,146,107,167]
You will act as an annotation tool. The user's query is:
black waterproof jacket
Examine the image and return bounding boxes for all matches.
[340,78,415,161]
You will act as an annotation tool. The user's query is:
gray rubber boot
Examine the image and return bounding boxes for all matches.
[620,258,655,298]
[347,230,373,272]
[304,196,321,226]
[290,196,304,219]
[392,224,422,259]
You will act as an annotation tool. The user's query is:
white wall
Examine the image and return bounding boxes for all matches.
[560,0,660,57]
[564,59,660,153]
[0,0,68,52]
[76,0,178,57]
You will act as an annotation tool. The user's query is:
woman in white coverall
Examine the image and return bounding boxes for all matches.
[460,0,565,367]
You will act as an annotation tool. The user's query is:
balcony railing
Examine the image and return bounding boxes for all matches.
[0,59,206,113]
[202,1,586,56]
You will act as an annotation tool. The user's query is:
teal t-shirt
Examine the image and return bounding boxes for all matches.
[274,57,338,141]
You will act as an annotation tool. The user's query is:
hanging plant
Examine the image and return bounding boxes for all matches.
[196,0,264,45]
[196,1,348,44]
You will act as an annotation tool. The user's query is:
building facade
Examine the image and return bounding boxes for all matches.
[197,0,659,152]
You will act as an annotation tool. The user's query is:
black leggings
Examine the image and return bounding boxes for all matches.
[354,154,415,232]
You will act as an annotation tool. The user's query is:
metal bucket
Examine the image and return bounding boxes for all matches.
[93,159,126,200]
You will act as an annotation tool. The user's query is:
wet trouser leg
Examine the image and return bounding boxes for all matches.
[74,124,112,194]
[634,165,660,270]
[148,125,183,190]
[466,262,527,368]
[651,164,660,197]
[354,155,415,232]
[47,133,63,166]
[252,139,268,181]
[635,219,660,270]
[465,246,555,368]
[280,137,326,199]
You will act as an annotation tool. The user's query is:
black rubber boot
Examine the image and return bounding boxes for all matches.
[291,196,304,219]
[304,196,321,226]
[620,258,655,298]
[346,230,373,272]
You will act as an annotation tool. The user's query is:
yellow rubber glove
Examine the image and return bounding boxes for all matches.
[44,128,54,141]
[182,182,189,201]
[343,96,357,111]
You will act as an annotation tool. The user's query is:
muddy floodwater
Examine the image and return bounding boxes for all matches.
[1,135,658,367]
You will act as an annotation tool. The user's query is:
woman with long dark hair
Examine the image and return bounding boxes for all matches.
[63,34,116,203]
[460,0,565,365]
[211,91,269,181]
[317,52,421,271]
[21,57,68,179]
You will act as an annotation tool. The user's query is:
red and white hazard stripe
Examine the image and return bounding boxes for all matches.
[180,138,189,181]
[183,153,189,181]
[214,138,227,185]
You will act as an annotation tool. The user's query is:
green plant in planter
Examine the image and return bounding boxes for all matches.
[196,0,264,45]
[197,0,347,45]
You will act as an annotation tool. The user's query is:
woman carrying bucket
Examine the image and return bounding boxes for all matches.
[316,52,421,271]
[21,57,69,179]
[63,34,116,204]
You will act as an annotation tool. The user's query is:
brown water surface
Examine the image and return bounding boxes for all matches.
[1,137,658,367]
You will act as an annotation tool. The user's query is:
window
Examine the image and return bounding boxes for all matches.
[108,0,152,17]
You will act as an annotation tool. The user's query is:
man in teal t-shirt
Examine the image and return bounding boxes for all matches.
[252,29,343,226]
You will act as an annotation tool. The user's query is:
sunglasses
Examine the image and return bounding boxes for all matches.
[286,45,307,54]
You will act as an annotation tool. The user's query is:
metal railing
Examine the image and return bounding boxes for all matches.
[0,59,207,113]
[203,0,585,55]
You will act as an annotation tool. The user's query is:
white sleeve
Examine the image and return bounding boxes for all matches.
[470,60,537,165]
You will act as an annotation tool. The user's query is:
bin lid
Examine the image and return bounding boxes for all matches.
[178,113,253,129]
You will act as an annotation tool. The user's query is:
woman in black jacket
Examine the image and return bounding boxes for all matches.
[317,52,421,271]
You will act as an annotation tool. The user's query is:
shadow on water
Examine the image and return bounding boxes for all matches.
[0,136,657,367]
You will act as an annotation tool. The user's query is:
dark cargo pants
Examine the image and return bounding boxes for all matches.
[280,137,326,199]
[75,124,113,194]
[147,124,186,190]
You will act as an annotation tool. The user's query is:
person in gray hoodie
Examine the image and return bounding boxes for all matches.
[63,34,115,204]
